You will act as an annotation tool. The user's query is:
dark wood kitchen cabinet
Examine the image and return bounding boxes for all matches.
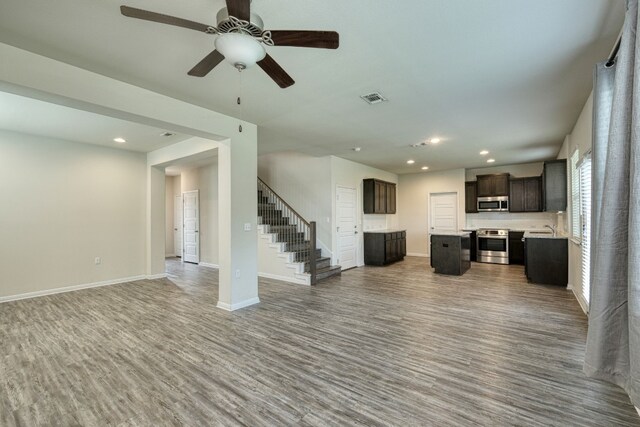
[476,173,510,197]
[543,160,567,212]
[509,231,525,265]
[364,231,406,265]
[363,179,396,214]
[525,237,568,286]
[510,177,542,212]
[465,181,478,213]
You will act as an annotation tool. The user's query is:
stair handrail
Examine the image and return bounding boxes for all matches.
[258,178,310,227]
[258,178,318,285]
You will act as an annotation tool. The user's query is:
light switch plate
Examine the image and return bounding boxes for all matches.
[244,223,251,231]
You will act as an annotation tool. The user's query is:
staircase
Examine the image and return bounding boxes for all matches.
[258,179,341,285]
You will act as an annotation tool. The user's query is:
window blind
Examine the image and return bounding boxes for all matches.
[571,150,581,240]
[579,155,592,306]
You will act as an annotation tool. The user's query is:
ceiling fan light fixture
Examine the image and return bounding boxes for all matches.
[214,32,266,69]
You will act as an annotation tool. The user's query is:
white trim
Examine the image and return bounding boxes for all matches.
[407,252,429,258]
[0,275,146,303]
[258,272,309,286]
[636,406,639,417]
[146,273,167,280]
[216,297,260,311]
[165,253,176,258]
[571,287,589,315]
[199,262,219,269]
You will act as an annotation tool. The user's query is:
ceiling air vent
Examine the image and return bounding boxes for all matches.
[360,92,387,105]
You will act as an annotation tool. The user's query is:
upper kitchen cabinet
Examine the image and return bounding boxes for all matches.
[465,181,478,213]
[510,177,542,212]
[476,173,510,197]
[543,160,567,212]
[363,179,396,214]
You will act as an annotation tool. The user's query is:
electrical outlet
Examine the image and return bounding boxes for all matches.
[235,269,241,278]
[94,257,101,265]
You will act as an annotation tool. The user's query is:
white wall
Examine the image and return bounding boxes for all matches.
[561,92,593,313]
[165,176,174,256]
[398,169,466,257]
[330,156,399,266]
[0,130,146,299]
[181,163,219,266]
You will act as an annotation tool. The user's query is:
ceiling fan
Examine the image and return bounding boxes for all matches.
[120,0,340,88]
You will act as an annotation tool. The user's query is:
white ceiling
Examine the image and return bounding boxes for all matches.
[0,0,625,173]
[0,91,190,151]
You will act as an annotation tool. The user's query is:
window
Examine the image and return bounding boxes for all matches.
[579,155,592,306]
[571,149,581,240]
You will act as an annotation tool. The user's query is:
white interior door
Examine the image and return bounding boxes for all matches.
[174,194,183,258]
[429,192,458,239]
[336,186,358,270]
[183,190,200,264]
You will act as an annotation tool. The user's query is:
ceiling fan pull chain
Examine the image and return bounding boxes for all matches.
[238,69,243,132]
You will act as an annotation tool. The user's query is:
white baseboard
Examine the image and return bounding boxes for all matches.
[258,272,309,285]
[0,275,146,303]
[165,253,176,258]
[146,273,167,280]
[407,252,429,258]
[199,262,219,269]
[571,287,589,315]
[216,297,260,312]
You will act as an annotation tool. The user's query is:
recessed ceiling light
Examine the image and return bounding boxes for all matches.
[407,160,415,164]
[480,150,489,155]
[353,147,361,152]
[430,138,441,144]
[113,137,126,143]
[421,166,429,170]
[487,158,496,163]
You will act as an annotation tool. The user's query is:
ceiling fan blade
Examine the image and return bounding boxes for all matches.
[269,31,339,49]
[258,54,295,89]
[188,50,225,77]
[225,0,250,21]
[120,5,212,33]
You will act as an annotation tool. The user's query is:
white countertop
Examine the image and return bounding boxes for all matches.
[523,231,568,239]
[431,231,471,237]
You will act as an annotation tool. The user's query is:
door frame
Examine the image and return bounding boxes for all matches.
[182,189,200,264]
[174,194,183,259]
[336,185,358,270]
[428,191,459,256]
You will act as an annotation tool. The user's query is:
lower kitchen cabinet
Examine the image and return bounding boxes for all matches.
[525,237,568,286]
[509,231,525,265]
[469,230,477,262]
[364,231,406,266]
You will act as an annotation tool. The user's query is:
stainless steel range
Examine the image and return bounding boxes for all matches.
[477,229,509,264]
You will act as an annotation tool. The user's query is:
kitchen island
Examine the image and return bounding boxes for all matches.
[430,232,471,276]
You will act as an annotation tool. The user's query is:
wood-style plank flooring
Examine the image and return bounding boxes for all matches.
[1,257,638,426]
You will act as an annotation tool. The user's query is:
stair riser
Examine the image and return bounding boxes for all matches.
[305,258,331,272]
[316,269,342,281]
[276,233,306,242]
[293,249,322,262]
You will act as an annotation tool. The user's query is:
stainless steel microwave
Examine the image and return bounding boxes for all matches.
[477,196,509,212]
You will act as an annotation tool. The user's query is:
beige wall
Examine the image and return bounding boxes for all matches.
[0,130,146,299]
[330,156,399,265]
[466,162,545,180]
[258,151,333,248]
[181,163,219,266]
[398,169,466,256]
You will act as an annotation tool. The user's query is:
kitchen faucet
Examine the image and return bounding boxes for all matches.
[545,224,557,236]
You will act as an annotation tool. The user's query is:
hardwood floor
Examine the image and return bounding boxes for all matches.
[1,257,638,426]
